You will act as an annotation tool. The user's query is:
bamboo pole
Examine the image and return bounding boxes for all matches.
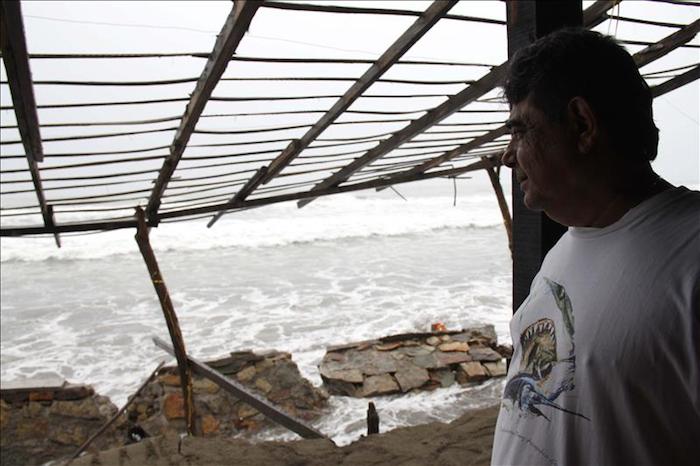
[134,207,195,435]
[65,361,166,464]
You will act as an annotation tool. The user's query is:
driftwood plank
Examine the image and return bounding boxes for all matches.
[135,208,195,435]
[146,1,261,225]
[152,337,329,441]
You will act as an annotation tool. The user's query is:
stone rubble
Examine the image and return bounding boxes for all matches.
[319,325,512,397]
[126,350,329,438]
[0,379,125,466]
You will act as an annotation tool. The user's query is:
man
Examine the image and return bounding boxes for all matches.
[491,28,700,465]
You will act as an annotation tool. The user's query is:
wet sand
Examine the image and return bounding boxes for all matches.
[73,404,499,466]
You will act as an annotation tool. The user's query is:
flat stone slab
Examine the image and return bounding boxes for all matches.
[458,362,489,383]
[394,366,430,392]
[319,326,511,397]
[362,374,399,397]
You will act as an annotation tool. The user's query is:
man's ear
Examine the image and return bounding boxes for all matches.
[567,96,598,154]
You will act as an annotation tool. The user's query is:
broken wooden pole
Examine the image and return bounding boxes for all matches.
[152,336,330,441]
[65,361,166,464]
[482,157,512,255]
[367,402,379,435]
[134,207,195,435]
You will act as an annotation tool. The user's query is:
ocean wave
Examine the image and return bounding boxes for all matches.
[1,193,506,263]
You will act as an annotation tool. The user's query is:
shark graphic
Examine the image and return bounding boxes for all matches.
[503,278,588,421]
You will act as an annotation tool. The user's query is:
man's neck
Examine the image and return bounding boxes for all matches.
[590,165,673,227]
[565,163,672,228]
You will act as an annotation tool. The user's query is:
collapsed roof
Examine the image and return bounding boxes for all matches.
[1,0,698,246]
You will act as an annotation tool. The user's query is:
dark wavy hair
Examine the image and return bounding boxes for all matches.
[503,28,659,161]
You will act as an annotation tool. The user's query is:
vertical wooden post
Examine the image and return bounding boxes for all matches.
[506,1,581,312]
[134,207,195,435]
[367,402,379,435]
[482,158,513,255]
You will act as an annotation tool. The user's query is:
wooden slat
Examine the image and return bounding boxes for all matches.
[634,18,700,68]
[135,208,195,435]
[651,65,700,97]
[295,0,619,208]
[145,0,261,225]
[152,337,329,441]
[1,1,61,248]
[257,0,457,188]
[261,1,504,25]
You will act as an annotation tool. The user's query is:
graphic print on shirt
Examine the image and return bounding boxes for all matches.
[503,278,589,421]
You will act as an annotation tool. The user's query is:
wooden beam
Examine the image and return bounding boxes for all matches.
[1,1,61,248]
[258,0,457,187]
[506,0,581,313]
[134,208,195,436]
[651,65,700,98]
[145,1,261,225]
[207,165,268,227]
[152,337,329,441]
[634,18,700,68]
[0,1,42,162]
[296,0,616,208]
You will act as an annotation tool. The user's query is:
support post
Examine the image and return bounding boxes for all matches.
[134,207,195,435]
[482,157,512,255]
[367,402,379,435]
[505,1,580,312]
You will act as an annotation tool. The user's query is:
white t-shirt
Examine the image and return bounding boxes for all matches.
[492,187,700,466]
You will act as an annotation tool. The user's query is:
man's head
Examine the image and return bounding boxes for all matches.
[501,28,660,225]
[503,28,658,162]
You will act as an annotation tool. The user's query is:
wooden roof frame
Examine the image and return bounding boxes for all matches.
[0,0,698,239]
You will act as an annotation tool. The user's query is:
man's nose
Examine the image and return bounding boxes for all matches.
[501,141,516,168]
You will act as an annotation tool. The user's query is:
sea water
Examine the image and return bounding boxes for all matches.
[0,188,512,446]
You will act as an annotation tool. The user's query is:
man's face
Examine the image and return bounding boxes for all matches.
[502,95,581,217]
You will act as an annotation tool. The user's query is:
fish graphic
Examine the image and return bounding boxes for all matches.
[503,278,588,421]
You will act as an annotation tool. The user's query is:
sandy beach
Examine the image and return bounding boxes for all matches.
[72,404,499,466]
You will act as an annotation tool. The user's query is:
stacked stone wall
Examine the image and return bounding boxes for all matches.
[127,350,328,437]
[319,325,512,397]
[0,382,125,466]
